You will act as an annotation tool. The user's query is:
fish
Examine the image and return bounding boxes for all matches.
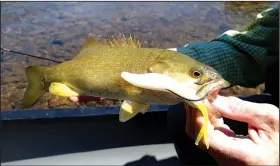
[21,35,230,149]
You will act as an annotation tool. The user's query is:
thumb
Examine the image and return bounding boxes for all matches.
[211,95,278,130]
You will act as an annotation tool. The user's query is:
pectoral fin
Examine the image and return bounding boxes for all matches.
[192,103,210,149]
[140,104,150,114]
[119,100,149,122]
[49,82,80,97]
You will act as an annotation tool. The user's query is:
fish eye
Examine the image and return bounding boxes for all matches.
[193,71,201,77]
[190,68,202,78]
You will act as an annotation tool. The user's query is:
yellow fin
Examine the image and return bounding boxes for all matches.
[193,103,210,149]
[49,82,80,97]
[140,104,150,114]
[119,100,148,122]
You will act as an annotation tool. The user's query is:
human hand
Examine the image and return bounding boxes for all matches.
[185,95,279,166]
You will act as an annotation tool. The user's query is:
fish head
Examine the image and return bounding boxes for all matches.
[186,65,230,100]
[121,50,230,102]
[153,50,231,100]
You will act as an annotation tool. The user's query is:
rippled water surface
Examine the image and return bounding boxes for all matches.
[1,2,278,110]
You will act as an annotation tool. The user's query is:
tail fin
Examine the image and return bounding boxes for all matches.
[21,66,48,108]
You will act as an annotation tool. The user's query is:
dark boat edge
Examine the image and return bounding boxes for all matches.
[1,105,170,120]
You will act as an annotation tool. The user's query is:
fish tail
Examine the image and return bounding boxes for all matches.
[21,66,48,107]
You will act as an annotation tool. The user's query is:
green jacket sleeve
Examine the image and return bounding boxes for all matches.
[176,8,279,88]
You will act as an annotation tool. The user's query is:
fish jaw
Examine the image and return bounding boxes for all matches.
[196,79,230,98]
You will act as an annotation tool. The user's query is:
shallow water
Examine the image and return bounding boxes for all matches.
[1,2,277,110]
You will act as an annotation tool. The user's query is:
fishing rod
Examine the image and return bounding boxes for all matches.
[1,47,62,63]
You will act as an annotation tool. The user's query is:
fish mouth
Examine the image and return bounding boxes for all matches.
[166,79,230,102]
[196,79,230,100]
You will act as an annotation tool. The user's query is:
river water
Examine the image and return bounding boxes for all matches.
[1,2,278,110]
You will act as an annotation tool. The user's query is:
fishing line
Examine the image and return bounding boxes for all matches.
[1,47,62,63]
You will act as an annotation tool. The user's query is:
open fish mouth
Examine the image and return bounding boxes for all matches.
[167,79,230,102]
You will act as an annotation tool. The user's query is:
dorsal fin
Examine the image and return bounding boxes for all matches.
[80,36,105,50]
[74,34,141,60]
[104,34,141,48]
[81,34,141,50]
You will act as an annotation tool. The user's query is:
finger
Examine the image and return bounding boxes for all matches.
[185,103,234,150]
[257,129,269,140]
[208,88,220,103]
[211,95,278,129]
[208,129,250,160]
[204,99,224,127]
[184,103,190,111]
[214,125,235,137]
[248,125,261,144]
